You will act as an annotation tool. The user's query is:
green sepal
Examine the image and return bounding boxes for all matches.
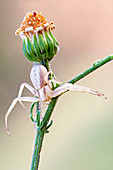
[53,45,58,56]
[23,39,34,61]
[27,37,38,61]
[38,33,48,58]
[33,34,42,61]
[44,31,54,56]
[49,30,58,46]
[49,46,58,60]
[22,31,59,64]
[48,46,58,61]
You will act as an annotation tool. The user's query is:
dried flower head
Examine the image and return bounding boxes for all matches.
[15,11,59,65]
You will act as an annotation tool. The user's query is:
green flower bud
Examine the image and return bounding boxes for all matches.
[15,11,59,66]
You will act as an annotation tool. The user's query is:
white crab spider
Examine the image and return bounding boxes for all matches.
[5,63,106,136]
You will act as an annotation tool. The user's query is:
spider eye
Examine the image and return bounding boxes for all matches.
[48,73,51,80]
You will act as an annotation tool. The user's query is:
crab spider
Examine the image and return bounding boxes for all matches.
[5,63,106,136]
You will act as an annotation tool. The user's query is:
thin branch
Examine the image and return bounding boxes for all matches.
[69,55,113,84]
[31,99,58,170]
[31,128,45,170]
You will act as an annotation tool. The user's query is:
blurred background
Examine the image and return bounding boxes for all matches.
[1,0,113,169]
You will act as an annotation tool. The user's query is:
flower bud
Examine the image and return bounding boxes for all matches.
[15,11,59,64]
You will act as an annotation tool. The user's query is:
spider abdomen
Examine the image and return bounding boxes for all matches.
[30,64,47,89]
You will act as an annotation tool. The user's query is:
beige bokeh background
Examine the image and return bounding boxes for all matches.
[1,0,113,170]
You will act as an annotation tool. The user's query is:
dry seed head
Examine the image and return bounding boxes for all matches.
[15,11,55,41]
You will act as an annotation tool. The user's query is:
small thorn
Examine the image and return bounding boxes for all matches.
[46,120,53,131]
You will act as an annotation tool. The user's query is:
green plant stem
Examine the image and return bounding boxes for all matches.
[69,55,113,84]
[31,98,58,170]
[31,127,45,170]
[31,54,113,170]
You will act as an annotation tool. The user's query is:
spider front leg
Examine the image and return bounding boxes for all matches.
[17,82,39,113]
[5,96,39,136]
[18,82,38,97]
[51,83,107,98]
[5,82,39,136]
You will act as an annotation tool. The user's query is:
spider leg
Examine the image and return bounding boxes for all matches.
[51,83,106,98]
[5,96,39,136]
[15,82,39,116]
[18,82,38,97]
[15,83,38,117]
